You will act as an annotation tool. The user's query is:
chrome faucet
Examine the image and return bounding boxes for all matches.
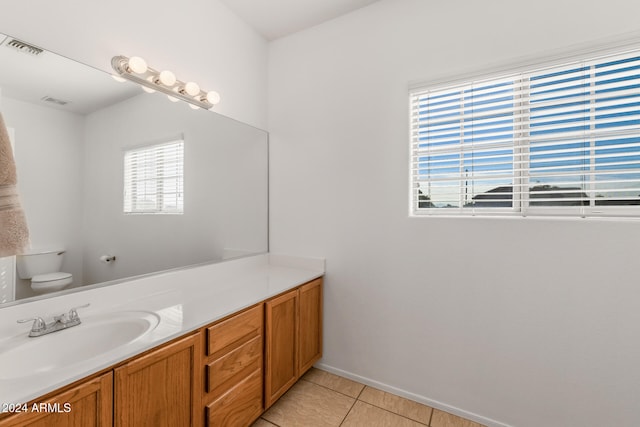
[17,303,90,337]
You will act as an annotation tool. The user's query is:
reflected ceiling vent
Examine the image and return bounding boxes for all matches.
[41,96,71,106]
[3,38,44,56]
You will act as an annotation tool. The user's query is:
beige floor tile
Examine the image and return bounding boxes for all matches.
[251,418,278,427]
[358,386,432,424]
[262,380,355,427]
[342,401,427,427]
[430,409,486,427]
[301,368,365,398]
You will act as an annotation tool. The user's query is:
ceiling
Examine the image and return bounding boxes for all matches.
[0,34,138,115]
[0,2,381,114]
[221,0,380,40]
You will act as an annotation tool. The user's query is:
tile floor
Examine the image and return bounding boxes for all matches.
[252,368,486,427]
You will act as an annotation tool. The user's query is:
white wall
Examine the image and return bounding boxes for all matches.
[0,0,268,129]
[82,92,268,284]
[1,97,85,298]
[268,1,640,426]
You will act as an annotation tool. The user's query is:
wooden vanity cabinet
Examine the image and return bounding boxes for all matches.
[0,372,112,427]
[114,333,202,427]
[265,277,323,409]
[0,276,322,427]
[203,304,264,427]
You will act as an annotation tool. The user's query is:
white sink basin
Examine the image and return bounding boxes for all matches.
[0,311,160,380]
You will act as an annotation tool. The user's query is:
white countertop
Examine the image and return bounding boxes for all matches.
[0,253,324,406]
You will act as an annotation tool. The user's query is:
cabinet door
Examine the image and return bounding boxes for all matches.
[0,372,112,427]
[264,288,298,409]
[115,333,202,427]
[298,278,323,375]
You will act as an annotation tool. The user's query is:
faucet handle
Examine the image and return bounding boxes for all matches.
[17,317,46,332]
[68,303,90,321]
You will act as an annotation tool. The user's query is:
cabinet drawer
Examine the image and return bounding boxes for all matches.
[206,369,263,427]
[207,305,263,357]
[206,334,262,398]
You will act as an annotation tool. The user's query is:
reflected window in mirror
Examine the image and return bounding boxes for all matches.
[124,138,184,214]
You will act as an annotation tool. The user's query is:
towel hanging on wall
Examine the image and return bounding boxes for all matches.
[0,112,29,257]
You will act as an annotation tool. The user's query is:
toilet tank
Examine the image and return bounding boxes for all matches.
[16,248,65,279]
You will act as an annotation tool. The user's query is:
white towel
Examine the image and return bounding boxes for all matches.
[0,112,29,257]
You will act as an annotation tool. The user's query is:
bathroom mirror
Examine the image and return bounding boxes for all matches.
[0,32,268,305]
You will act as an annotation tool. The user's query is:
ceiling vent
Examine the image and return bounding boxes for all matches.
[41,96,71,106]
[4,38,44,56]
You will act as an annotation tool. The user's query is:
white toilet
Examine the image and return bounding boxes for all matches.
[16,249,73,294]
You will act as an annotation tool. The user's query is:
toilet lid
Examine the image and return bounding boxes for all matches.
[32,272,72,283]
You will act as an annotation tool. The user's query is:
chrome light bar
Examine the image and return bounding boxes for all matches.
[111,55,220,110]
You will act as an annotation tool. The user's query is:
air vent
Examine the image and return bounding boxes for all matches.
[4,38,43,56]
[41,96,71,106]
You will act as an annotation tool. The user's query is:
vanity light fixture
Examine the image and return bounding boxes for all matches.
[111,55,220,110]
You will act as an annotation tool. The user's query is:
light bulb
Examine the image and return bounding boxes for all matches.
[159,70,176,86]
[111,74,126,83]
[167,95,179,102]
[206,91,221,105]
[184,81,200,96]
[128,56,148,74]
[189,104,200,110]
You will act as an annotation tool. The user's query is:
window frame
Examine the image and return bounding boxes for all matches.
[123,136,184,215]
[410,40,640,219]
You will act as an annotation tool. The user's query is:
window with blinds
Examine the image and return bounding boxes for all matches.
[410,48,640,217]
[124,139,184,214]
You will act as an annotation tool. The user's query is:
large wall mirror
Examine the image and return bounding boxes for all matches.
[0,33,268,306]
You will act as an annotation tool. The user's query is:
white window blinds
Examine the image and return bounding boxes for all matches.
[124,139,184,214]
[410,49,640,217]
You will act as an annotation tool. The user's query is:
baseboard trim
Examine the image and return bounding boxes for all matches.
[314,362,513,427]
